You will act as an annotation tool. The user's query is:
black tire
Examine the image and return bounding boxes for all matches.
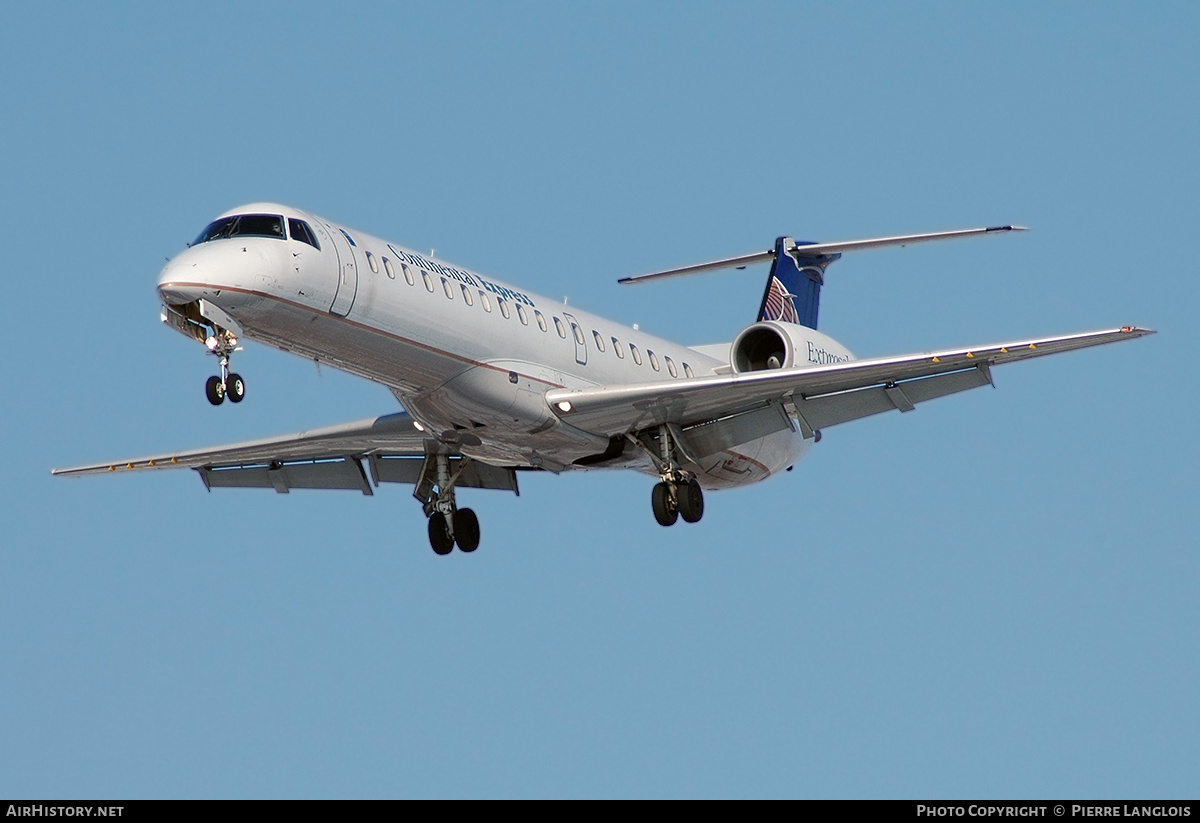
[652,482,678,527]
[428,514,455,555]
[453,508,481,553]
[226,373,245,403]
[678,478,704,523]
[205,375,225,405]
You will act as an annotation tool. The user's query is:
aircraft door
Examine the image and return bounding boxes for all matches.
[324,222,359,316]
[562,312,587,366]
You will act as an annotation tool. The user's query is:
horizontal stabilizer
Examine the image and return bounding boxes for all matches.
[777,225,1026,258]
[618,226,1026,285]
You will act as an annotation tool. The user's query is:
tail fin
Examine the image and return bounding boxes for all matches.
[757,237,840,329]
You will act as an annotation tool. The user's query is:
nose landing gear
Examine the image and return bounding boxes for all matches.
[203,332,245,406]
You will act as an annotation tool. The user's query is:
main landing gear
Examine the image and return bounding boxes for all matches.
[203,331,245,406]
[427,508,481,556]
[651,476,704,527]
[415,451,482,555]
[636,424,705,527]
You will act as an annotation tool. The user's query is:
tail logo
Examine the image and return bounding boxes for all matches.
[761,276,800,324]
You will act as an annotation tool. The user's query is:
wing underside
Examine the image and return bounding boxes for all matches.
[52,412,518,495]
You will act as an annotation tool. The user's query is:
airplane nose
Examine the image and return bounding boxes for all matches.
[157,242,281,305]
[157,258,208,304]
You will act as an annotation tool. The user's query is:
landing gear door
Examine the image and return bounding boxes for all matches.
[324,222,359,317]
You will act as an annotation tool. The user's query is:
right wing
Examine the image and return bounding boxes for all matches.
[546,327,1154,442]
[51,412,518,495]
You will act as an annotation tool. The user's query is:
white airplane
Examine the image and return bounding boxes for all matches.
[53,203,1152,554]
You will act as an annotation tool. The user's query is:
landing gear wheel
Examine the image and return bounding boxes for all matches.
[652,482,678,527]
[678,478,704,523]
[226,373,245,403]
[453,508,480,553]
[205,375,225,405]
[428,514,454,555]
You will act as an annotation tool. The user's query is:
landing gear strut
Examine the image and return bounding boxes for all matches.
[634,424,704,527]
[415,451,482,555]
[203,330,245,406]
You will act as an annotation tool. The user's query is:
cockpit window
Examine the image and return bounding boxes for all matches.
[288,218,320,250]
[193,214,285,245]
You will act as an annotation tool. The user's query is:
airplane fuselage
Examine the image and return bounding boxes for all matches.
[157,203,852,487]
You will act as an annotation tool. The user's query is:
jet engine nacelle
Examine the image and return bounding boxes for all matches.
[730,321,854,373]
[731,321,801,373]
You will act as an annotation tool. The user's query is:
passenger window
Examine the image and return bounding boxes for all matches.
[479,290,492,312]
[683,363,694,378]
[287,218,320,249]
[612,337,624,359]
[535,311,547,331]
[554,317,566,338]
[648,351,660,371]
[498,298,510,319]
[366,251,379,273]
[442,279,454,299]
[630,344,642,365]
[422,271,434,292]
[383,257,396,279]
[516,304,528,325]
[461,284,473,305]
[665,356,677,377]
[592,331,605,352]
[401,263,415,285]
[572,324,584,346]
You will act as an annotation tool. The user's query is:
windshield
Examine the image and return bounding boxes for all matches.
[193,214,285,245]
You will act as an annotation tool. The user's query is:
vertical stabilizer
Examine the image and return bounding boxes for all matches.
[757,237,840,329]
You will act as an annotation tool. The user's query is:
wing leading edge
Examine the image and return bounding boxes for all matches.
[545,327,1154,438]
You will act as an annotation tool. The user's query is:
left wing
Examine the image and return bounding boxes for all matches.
[546,327,1153,439]
[52,412,517,495]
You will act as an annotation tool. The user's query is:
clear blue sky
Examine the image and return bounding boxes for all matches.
[2,2,1196,799]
